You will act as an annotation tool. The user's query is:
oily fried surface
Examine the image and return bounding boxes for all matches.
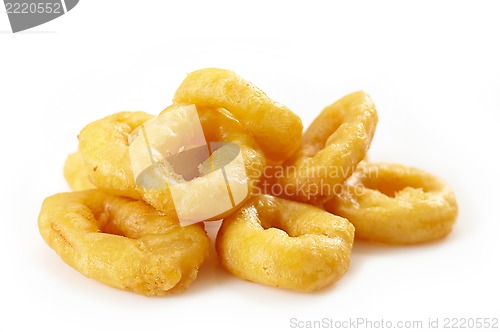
[277,91,378,205]
[38,190,210,296]
[41,68,461,297]
[78,111,154,199]
[325,162,458,244]
[63,152,95,191]
[216,194,354,292]
[173,68,303,163]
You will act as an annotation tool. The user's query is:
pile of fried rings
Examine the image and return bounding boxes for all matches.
[38,68,458,296]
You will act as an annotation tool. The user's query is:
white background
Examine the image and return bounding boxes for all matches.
[1,1,499,331]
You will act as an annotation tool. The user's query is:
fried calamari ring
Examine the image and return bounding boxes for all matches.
[277,91,378,204]
[38,190,210,296]
[324,162,458,244]
[216,194,354,292]
[78,106,265,221]
[63,152,95,191]
[173,68,303,163]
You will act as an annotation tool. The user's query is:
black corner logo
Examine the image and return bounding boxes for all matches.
[4,0,79,33]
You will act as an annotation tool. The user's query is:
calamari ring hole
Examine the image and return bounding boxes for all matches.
[359,166,441,198]
[250,202,301,238]
[304,92,372,157]
[86,198,127,237]
[308,119,343,156]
